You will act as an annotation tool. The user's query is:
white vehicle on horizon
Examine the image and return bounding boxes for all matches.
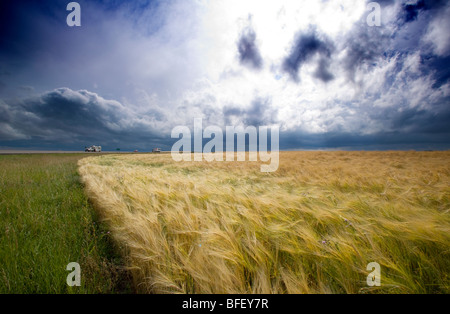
[85,145,102,153]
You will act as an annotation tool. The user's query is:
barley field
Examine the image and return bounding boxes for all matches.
[78,151,450,294]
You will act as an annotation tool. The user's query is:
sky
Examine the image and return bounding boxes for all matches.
[0,0,449,151]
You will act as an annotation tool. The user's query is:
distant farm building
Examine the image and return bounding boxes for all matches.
[152,148,161,153]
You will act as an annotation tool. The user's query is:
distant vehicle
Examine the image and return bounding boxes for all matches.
[134,150,139,153]
[85,145,102,153]
[152,148,161,153]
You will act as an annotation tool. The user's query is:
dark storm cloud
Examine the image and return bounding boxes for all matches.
[280,95,450,150]
[223,97,277,127]
[0,88,167,150]
[426,56,450,88]
[402,0,425,22]
[342,23,390,82]
[400,0,448,23]
[282,29,334,82]
[381,100,450,134]
[279,130,450,151]
[314,57,334,83]
[237,26,263,70]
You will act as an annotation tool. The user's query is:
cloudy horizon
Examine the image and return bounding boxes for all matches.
[0,0,449,151]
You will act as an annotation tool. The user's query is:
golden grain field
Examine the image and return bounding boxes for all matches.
[78,151,450,294]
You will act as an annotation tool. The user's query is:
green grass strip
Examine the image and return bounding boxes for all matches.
[0,154,131,293]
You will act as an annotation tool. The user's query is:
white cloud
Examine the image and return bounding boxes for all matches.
[423,4,450,57]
